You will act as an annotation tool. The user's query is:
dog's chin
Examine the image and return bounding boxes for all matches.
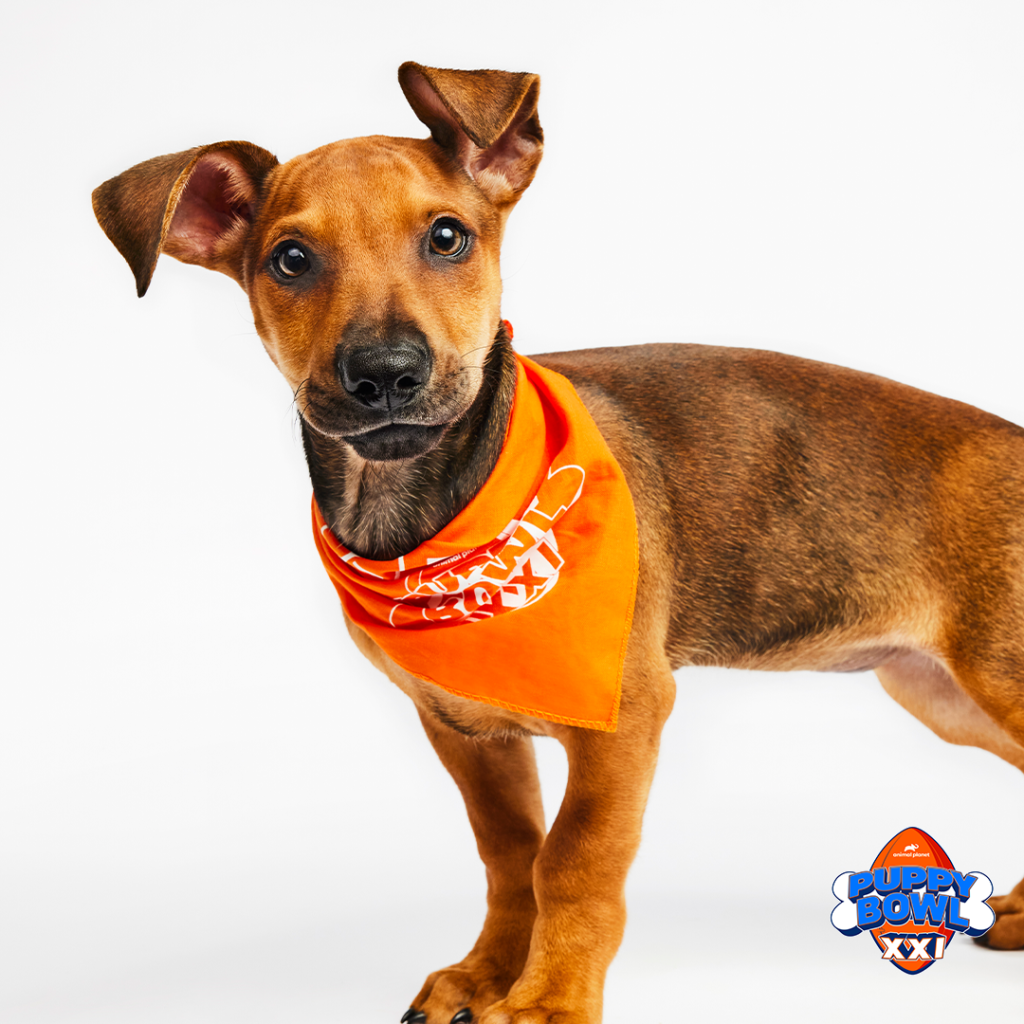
[343,422,447,461]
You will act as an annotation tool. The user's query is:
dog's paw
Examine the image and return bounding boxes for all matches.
[974,880,1024,950]
[476,999,590,1024]
[399,1012,473,1024]
[399,1004,477,1024]
[403,962,518,1024]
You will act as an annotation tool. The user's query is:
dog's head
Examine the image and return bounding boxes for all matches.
[93,63,542,462]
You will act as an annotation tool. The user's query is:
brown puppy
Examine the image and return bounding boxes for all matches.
[94,62,1024,1022]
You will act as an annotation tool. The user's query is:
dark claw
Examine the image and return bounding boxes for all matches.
[401,1012,426,1024]
[451,1011,473,1024]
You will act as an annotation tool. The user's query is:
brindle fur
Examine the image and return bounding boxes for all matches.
[94,62,1024,1024]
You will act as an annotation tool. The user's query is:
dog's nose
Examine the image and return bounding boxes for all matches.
[338,343,433,410]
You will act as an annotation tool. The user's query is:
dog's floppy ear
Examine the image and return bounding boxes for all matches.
[398,62,543,206]
[93,142,279,297]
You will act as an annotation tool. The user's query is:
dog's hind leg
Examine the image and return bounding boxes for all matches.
[875,650,1024,949]
[406,710,547,1024]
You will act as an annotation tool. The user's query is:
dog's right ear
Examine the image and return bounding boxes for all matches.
[93,142,279,297]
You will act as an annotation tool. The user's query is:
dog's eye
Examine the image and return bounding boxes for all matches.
[429,219,468,257]
[272,243,310,279]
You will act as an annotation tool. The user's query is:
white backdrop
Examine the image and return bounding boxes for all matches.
[3,2,1023,1021]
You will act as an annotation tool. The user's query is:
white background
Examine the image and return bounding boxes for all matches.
[3,1,1023,1021]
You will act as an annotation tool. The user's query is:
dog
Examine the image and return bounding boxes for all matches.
[94,61,1024,1022]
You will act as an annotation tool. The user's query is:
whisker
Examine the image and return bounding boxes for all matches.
[289,380,308,408]
[459,344,493,362]
[287,378,314,435]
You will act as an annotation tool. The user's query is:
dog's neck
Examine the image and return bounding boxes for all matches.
[302,335,518,561]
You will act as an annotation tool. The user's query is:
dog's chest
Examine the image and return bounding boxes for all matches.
[343,613,556,738]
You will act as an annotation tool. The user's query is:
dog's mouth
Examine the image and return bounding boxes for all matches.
[298,375,473,460]
[342,421,447,461]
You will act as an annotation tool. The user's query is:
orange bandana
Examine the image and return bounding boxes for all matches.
[312,351,638,731]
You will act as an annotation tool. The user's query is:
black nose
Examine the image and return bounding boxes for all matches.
[337,342,433,411]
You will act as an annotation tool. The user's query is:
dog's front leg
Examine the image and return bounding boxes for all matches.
[408,709,547,1023]
[481,657,676,1024]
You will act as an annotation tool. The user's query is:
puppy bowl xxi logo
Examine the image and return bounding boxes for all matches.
[831,827,995,973]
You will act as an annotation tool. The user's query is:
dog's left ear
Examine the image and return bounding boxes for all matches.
[398,62,543,206]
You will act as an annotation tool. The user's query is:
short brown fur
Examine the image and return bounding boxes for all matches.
[94,62,1024,1022]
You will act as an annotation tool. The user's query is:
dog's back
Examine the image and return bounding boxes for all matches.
[543,343,1024,689]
